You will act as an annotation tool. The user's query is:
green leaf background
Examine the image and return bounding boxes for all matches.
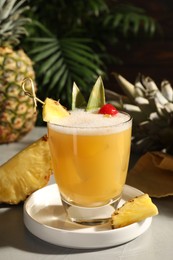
[23,0,160,125]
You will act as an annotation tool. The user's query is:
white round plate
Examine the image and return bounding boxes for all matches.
[23,184,152,249]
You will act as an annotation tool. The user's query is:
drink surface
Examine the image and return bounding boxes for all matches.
[48,110,132,206]
[48,109,131,135]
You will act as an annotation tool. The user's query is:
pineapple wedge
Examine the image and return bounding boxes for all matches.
[111,194,158,228]
[0,135,52,204]
[43,98,69,123]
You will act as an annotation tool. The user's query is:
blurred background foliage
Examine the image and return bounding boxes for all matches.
[23,0,161,125]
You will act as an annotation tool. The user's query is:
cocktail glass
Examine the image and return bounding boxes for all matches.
[48,111,132,225]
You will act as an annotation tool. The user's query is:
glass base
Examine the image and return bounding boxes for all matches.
[61,196,121,225]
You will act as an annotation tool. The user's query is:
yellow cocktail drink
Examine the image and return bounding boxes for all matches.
[48,110,132,218]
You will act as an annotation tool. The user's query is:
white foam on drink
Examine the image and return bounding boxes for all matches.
[48,110,132,135]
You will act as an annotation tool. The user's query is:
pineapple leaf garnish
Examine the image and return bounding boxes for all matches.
[86,76,105,111]
[72,82,87,110]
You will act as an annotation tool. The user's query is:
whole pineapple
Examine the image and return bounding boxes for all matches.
[0,0,36,143]
[113,73,173,154]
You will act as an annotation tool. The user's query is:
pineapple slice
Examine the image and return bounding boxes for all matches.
[42,98,69,123]
[0,135,52,204]
[111,194,158,228]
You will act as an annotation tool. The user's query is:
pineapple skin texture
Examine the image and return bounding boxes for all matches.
[0,135,52,204]
[0,47,37,143]
[111,194,158,228]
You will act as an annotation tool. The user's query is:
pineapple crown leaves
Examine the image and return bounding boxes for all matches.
[113,72,173,153]
[0,0,30,47]
[72,76,105,111]
[113,73,173,123]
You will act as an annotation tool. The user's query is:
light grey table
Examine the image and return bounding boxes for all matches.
[0,127,173,260]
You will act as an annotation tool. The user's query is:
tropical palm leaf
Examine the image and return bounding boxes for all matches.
[29,30,104,106]
[24,0,160,119]
[102,4,158,36]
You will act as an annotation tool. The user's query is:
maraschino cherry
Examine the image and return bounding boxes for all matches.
[98,103,118,116]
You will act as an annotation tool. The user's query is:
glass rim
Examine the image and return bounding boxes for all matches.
[47,111,132,130]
